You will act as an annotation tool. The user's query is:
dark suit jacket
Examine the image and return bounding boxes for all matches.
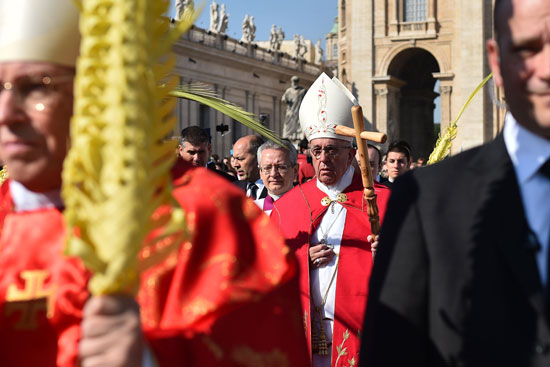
[233,180,267,200]
[361,135,550,367]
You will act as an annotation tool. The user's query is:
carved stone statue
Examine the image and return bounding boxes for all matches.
[240,14,250,43]
[217,3,228,34]
[315,38,323,64]
[276,27,285,50]
[293,34,301,58]
[281,76,307,141]
[209,0,219,33]
[269,24,277,51]
[293,34,307,59]
[248,16,256,43]
[175,0,193,21]
[299,36,307,58]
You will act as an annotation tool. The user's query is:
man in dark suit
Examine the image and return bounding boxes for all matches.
[360,0,550,366]
[232,135,267,199]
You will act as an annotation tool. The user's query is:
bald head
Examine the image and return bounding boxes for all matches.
[231,135,264,182]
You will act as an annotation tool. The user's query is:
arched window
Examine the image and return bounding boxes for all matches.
[403,0,426,22]
[333,44,338,59]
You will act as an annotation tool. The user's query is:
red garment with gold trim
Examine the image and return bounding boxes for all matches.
[0,160,309,366]
[271,173,390,366]
[0,182,90,367]
[141,159,309,366]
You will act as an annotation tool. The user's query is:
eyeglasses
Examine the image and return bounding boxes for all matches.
[310,145,351,159]
[0,74,74,113]
[259,164,290,174]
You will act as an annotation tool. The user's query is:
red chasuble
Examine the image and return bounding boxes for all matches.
[0,182,90,367]
[0,160,308,366]
[271,172,390,366]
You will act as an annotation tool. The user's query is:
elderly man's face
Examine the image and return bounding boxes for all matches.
[259,148,297,196]
[310,138,354,186]
[0,62,74,191]
[488,0,550,138]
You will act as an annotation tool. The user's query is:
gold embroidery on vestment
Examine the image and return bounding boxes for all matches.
[5,270,56,330]
[321,193,348,207]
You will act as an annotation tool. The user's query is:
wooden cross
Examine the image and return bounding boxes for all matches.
[335,106,386,259]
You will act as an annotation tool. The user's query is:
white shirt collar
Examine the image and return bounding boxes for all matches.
[503,113,550,185]
[316,165,355,199]
[9,180,63,212]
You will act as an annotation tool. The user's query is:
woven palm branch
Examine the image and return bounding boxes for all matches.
[171,84,286,146]
[62,0,200,295]
[0,166,7,185]
[428,72,494,165]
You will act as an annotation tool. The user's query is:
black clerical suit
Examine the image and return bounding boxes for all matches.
[361,134,550,367]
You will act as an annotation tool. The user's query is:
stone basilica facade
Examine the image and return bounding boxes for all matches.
[172,27,323,157]
[337,0,506,158]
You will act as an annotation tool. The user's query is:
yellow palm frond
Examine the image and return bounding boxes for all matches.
[428,72,493,165]
[0,166,7,185]
[63,0,200,295]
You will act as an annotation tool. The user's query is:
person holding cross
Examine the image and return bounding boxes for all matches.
[271,73,390,367]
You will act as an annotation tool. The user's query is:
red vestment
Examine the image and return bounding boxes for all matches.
[0,182,89,367]
[0,160,308,366]
[271,172,390,366]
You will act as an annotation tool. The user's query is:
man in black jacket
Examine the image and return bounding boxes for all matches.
[178,126,235,182]
[361,0,550,366]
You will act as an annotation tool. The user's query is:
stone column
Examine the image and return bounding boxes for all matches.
[427,0,437,34]
[439,85,452,130]
[389,0,399,36]
[432,72,454,132]
[373,75,405,143]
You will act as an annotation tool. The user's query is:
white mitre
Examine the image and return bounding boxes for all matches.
[0,0,80,66]
[299,72,358,142]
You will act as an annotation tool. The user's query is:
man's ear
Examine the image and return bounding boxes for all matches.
[487,39,504,87]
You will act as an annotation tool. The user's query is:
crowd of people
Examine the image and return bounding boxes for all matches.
[1,0,550,366]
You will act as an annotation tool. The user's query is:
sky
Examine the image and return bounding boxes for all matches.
[169,0,338,49]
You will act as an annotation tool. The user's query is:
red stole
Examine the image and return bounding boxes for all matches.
[271,174,390,366]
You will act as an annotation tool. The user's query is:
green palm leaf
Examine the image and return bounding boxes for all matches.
[170,84,286,146]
